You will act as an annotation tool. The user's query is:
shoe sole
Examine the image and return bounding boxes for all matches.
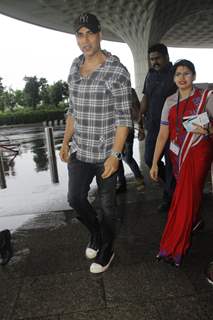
[90,253,115,274]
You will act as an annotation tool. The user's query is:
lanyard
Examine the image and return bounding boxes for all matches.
[175,92,191,137]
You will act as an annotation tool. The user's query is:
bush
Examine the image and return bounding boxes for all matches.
[0,108,66,126]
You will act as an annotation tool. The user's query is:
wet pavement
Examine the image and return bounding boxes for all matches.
[0,124,140,231]
[0,124,70,230]
[0,124,140,230]
[1,166,213,320]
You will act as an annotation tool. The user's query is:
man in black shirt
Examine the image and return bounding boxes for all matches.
[139,43,176,211]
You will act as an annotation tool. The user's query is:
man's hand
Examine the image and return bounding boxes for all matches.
[150,164,159,181]
[59,143,70,162]
[101,156,119,179]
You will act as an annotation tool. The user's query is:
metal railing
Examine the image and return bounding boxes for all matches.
[0,137,20,189]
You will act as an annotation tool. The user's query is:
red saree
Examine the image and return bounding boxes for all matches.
[158,88,213,266]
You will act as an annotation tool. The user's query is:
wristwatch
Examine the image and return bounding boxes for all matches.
[111,150,122,160]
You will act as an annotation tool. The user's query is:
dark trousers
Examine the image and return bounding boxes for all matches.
[67,153,117,245]
[144,131,175,201]
[117,140,142,185]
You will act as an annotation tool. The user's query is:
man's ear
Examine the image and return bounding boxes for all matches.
[99,31,102,41]
[193,74,196,82]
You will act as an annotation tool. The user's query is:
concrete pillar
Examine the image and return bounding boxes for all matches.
[131,43,149,98]
[125,17,153,171]
[126,6,155,98]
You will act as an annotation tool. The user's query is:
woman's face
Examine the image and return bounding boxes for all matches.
[174,66,195,91]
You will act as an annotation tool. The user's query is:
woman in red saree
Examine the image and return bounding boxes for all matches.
[150,59,213,267]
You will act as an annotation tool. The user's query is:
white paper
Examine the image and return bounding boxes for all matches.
[183,112,209,132]
[170,141,180,155]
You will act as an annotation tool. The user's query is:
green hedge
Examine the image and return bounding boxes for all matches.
[0,108,66,126]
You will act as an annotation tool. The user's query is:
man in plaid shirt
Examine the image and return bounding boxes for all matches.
[60,13,132,273]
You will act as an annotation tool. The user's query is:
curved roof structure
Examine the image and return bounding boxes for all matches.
[1,0,213,90]
[150,0,213,48]
[1,0,213,47]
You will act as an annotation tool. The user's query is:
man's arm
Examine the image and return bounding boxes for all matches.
[137,95,148,141]
[101,67,132,179]
[59,114,75,162]
[139,95,148,118]
[131,88,140,122]
[101,126,129,179]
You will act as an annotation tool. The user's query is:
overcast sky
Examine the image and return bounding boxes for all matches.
[1,13,213,90]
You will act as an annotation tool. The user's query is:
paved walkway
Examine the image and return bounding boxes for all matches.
[1,172,213,320]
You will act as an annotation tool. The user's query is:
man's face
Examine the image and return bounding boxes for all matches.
[76,27,101,58]
[149,51,168,71]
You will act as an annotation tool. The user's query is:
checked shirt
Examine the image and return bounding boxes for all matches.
[67,50,132,163]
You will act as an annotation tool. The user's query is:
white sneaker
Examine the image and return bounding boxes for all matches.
[90,253,115,273]
[85,247,98,259]
[85,232,101,259]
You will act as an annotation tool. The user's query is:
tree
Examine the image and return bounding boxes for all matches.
[3,89,16,111]
[14,90,25,107]
[49,80,68,107]
[0,77,5,111]
[39,77,50,106]
[23,76,41,109]
[0,77,4,95]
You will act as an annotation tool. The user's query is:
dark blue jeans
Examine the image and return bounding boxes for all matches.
[67,153,117,245]
[117,140,143,185]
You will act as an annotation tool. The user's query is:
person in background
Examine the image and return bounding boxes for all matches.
[116,88,145,193]
[59,13,132,273]
[150,59,213,267]
[139,43,176,211]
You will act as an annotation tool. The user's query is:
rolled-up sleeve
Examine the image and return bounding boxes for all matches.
[66,89,73,117]
[111,71,132,128]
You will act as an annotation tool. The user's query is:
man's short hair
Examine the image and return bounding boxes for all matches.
[74,13,101,34]
[148,43,168,56]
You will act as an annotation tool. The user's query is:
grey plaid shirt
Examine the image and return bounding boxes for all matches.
[67,50,132,163]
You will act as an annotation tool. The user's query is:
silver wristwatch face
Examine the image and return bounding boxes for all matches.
[111,151,122,160]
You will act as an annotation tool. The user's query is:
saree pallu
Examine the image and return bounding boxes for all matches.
[158,88,213,266]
